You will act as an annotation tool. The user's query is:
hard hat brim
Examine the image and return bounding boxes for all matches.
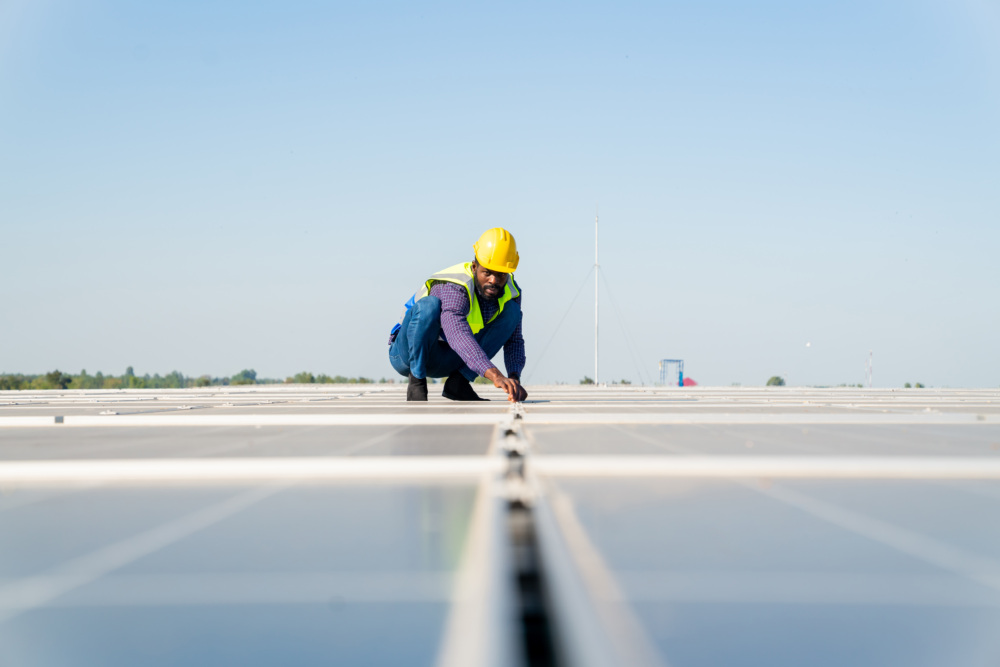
[476,258,518,273]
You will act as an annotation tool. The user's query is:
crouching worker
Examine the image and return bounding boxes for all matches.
[388,228,529,403]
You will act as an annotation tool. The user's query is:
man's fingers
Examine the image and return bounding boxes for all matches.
[490,375,523,401]
[508,380,527,403]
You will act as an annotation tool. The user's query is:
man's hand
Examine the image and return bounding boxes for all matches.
[484,368,528,402]
[508,373,528,402]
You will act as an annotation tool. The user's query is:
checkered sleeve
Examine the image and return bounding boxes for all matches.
[503,295,525,378]
[429,283,497,377]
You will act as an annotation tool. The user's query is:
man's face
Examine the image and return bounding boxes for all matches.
[472,261,509,302]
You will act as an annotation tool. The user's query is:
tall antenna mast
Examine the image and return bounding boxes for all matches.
[595,204,599,386]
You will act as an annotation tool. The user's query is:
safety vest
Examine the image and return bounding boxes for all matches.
[391,262,520,336]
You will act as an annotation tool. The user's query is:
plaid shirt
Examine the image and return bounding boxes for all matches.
[430,282,525,378]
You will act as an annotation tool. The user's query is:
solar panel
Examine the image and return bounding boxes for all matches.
[2,386,999,665]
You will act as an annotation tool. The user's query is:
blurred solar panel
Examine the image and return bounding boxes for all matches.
[1,385,998,666]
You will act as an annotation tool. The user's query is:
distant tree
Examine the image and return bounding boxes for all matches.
[915,382,924,388]
[86,370,105,389]
[46,370,72,389]
[620,379,631,385]
[0,368,380,390]
[904,382,912,388]
[580,376,594,385]
[27,371,68,390]
[231,369,257,385]
[766,376,786,386]
[0,375,27,390]
[70,370,88,390]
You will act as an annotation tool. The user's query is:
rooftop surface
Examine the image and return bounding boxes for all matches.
[2,385,1000,666]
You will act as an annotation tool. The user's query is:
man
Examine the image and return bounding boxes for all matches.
[388,228,529,402]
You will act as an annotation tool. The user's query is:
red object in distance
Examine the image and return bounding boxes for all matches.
[682,378,698,386]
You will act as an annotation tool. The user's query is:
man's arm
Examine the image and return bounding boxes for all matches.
[430,283,497,377]
[502,297,527,401]
[502,299,525,379]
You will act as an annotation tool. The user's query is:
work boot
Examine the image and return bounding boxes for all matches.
[443,372,489,401]
[407,373,428,402]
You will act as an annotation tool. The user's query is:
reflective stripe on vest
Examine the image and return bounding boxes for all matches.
[392,262,520,335]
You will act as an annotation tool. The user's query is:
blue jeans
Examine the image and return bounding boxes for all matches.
[388,296,522,380]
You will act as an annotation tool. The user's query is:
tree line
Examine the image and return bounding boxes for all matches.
[0,367,387,390]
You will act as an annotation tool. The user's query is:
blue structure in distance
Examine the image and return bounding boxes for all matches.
[659,359,684,387]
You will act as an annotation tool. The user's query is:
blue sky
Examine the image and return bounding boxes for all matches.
[2,0,998,387]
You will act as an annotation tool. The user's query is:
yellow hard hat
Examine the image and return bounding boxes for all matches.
[473,228,519,273]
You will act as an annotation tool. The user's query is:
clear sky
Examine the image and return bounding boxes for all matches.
[2,0,998,387]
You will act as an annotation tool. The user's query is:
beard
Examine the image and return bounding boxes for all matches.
[476,283,501,302]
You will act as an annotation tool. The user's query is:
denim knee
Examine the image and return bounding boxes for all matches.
[412,295,442,318]
[405,295,443,352]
